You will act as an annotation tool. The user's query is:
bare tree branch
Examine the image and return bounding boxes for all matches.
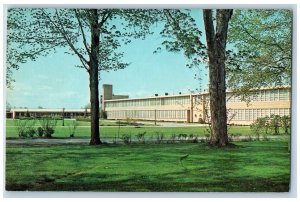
[74,9,91,58]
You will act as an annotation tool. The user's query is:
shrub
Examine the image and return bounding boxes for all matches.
[281,115,291,135]
[27,128,36,138]
[76,117,91,122]
[270,114,281,135]
[169,134,177,143]
[68,120,79,138]
[14,119,36,138]
[37,127,44,137]
[188,134,198,143]
[198,118,205,124]
[178,133,187,141]
[155,132,164,144]
[100,110,107,119]
[121,134,131,144]
[250,117,266,140]
[39,116,57,138]
[136,132,146,144]
[263,116,270,135]
[204,134,210,142]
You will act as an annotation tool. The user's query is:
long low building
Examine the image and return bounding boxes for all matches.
[7,85,291,125]
[102,84,291,125]
[7,108,90,119]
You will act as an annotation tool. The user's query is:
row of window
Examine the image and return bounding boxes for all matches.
[106,110,187,120]
[105,89,290,109]
[105,96,191,108]
[227,89,290,102]
[14,112,87,118]
[228,108,290,121]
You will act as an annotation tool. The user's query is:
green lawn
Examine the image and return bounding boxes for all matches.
[6,139,290,192]
[5,119,140,127]
[6,124,253,139]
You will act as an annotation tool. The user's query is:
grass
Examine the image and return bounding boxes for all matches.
[5,139,290,192]
[6,124,253,139]
[5,119,148,127]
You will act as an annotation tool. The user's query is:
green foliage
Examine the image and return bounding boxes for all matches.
[121,134,131,144]
[100,110,107,119]
[157,10,206,69]
[76,117,91,122]
[136,132,146,144]
[39,116,58,138]
[281,115,291,135]
[227,10,292,96]
[250,115,290,137]
[198,118,205,124]
[37,127,43,137]
[269,114,281,135]
[155,132,164,144]
[250,117,268,140]
[14,119,36,138]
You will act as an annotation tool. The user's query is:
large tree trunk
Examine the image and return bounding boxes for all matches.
[203,9,233,146]
[89,9,102,145]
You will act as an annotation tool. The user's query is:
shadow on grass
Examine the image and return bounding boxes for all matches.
[6,171,289,192]
[6,141,290,192]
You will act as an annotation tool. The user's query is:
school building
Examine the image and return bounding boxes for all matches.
[7,108,90,119]
[102,84,291,125]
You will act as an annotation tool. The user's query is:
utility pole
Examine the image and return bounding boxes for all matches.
[155,109,157,126]
[62,108,65,126]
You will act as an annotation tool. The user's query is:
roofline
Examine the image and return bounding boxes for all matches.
[104,85,291,102]
[10,108,91,112]
[104,93,193,102]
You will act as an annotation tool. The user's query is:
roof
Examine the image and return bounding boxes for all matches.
[104,85,291,103]
[10,108,91,113]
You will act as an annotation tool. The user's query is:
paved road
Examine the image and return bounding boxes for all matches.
[6,135,289,145]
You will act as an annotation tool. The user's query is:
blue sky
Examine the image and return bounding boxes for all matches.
[6,9,208,109]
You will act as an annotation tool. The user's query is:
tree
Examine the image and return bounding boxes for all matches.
[226,10,292,98]
[203,9,233,146]
[7,8,157,144]
[160,9,232,146]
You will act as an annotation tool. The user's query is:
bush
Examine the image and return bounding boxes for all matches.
[136,132,146,144]
[178,133,187,140]
[198,118,205,124]
[37,127,44,137]
[121,134,131,144]
[39,116,57,138]
[270,114,281,135]
[281,115,291,135]
[188,134,198,143]
[100,110,107,119]
[14,119,36,138]
[250,117,267,140]
[76,117,91,122]
[68,120,79,137]
[155,132,164,144]
[169,134,177,143]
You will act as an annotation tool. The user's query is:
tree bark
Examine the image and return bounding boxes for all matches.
[89,9,102,145]
[203,9,233,146]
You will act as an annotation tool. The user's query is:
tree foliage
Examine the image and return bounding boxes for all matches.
[6,8,158,85]
[156,9,206,69]
[227,9,292,96]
